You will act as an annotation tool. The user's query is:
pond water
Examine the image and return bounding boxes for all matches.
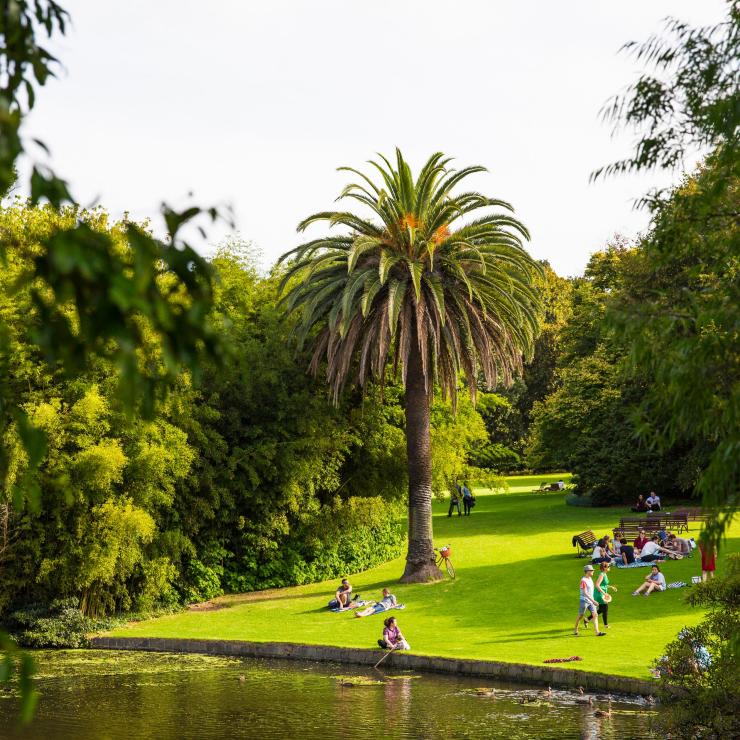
[0,650,661,739]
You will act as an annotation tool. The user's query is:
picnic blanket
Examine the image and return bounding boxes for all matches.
[667,581,689,589]
[330,601,406,613]
[330,600,369,612]
[615,559,665,568]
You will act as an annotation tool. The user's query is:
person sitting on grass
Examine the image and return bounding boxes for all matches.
[646,491,661,511]
[591,538,613,564]
[631,494,649,512]
[666,533,691,556]
[640,535,682,562]
[632,565,666,596]
[355,588,397,617]
[378,616,410,651]
[619,537,636,565]
[574,564,606,637]
[334,578,353,610]
[634,527,649,553]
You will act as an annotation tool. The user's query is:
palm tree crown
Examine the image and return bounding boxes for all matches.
[278,150,541,403]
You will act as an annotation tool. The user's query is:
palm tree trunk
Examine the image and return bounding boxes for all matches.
[401,339,443,583]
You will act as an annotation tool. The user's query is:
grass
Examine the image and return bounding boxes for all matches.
[109,473,739,679]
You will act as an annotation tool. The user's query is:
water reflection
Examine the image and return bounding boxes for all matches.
[0,651,659,739]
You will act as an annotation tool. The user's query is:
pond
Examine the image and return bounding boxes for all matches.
[0,650,661,739]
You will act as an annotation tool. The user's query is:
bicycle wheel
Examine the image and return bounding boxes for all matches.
[445,557,456,579]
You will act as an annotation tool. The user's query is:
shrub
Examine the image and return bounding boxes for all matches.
[223,496,405,592]
[5,599,114,649]
[655,554,740,737]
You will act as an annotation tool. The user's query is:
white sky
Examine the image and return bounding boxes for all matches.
[22,0,727,277]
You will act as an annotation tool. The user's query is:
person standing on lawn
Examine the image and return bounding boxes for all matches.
[448,483,462,517]
[584,562,616,630]
[462,482,474,516]
[574,564,606,636]
[698,542,717,581]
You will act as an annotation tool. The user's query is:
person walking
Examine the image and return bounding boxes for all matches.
[462,482,474,516]
[574,564,606,636]
[584,562,616,630]
[448,483,462,517]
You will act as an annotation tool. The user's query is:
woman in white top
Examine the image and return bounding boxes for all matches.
[591,538,613,564]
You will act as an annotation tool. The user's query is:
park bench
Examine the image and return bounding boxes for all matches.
[673,508,711,524]
[571,530,596,558]
[534,481,562,492]
[615,513,689,542]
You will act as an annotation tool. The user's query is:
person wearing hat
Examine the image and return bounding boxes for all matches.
[574,564,606,636]
[584,562,617,630]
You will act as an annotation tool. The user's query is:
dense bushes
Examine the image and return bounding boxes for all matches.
[221,497,405,593]
[0,209,484,631]
[5,599,115,649]
[654,554,740,737]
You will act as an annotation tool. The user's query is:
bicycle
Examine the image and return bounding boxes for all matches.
[435,545,456,579]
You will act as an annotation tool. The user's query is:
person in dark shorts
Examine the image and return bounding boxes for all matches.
[448,484,461,517]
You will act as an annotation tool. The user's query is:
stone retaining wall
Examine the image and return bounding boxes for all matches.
[90,636,657,696]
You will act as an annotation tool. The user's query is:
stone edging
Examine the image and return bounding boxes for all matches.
[90,636,658,696]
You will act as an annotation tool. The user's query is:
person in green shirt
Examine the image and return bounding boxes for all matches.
[584,562,617,630]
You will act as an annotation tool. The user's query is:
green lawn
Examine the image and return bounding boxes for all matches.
[109,474,739,679]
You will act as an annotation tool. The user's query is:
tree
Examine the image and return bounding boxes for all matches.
[527,242,697,504]
[278,150,541,582]
[608,158,739,540]
[593,0,739,541]
[654,554,740,737]
[1,3,225,714]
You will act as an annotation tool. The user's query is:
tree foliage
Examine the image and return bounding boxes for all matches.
[527,241,698,504]
[655,554,740,738]
[592,0,738,194]
[278,150,541,581]
[608,157,738,540]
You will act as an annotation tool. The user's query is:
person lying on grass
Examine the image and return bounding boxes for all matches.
[574,564,606,637]
[632,565,666,596]
[355,588,397,617]
[639,535,682,562]
[378,616,410,650]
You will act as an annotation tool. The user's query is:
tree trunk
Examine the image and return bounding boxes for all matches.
[400,338,443,583]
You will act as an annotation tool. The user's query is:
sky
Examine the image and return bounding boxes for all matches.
[21,0,728,277]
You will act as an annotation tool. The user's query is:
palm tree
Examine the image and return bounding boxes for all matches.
[278,150,541,582]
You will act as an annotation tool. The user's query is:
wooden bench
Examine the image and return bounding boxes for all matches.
[571,530,597,558]
[673,508,711,524]
[614,513,689,542]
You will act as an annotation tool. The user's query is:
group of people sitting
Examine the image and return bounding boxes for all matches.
[591,528,692,566]
[631,492,662,512]
[328,579,410,651]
